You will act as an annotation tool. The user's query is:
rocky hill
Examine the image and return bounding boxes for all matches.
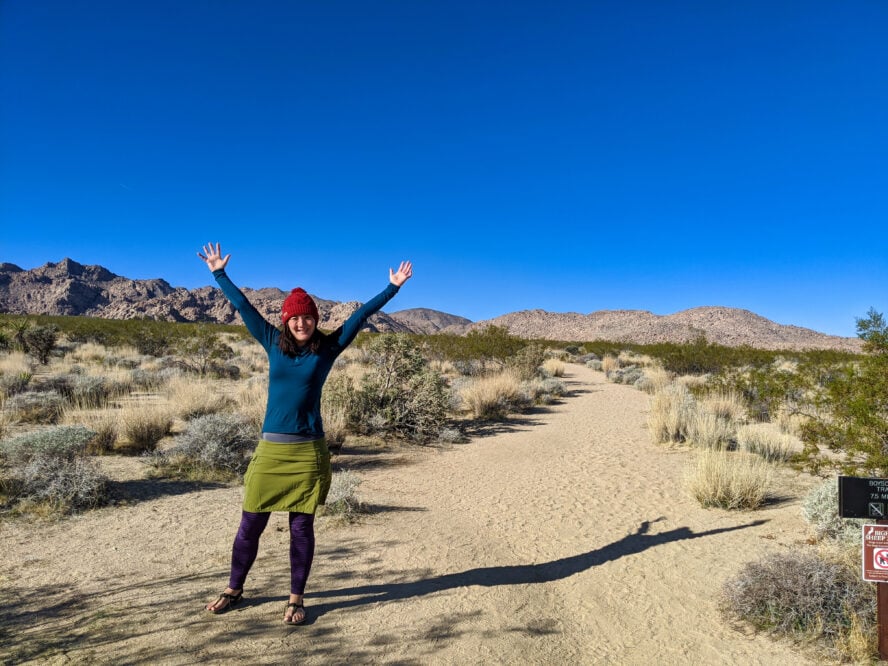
[451,307,861,352]
[0,259,861,351]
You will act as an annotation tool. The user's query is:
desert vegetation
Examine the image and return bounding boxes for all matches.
[2,307,885,660]
[579,308,888,661]
[0,319,566,519]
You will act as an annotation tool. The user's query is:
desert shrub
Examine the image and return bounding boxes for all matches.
[647,383,696,444]
[601,355,619,376]
[700,390,747,423]
[0,371,32,398]
[174,326,235,376]
[633,366,671,394]
[153,413,255,480]
[802,478,865,547]
[586,359,603,371]
[117,404,173,453]
[61,406,119,454]
[505,343,547,381]
[348,335,450,442]
[163,376,231,419]
[130,368,165,391]
[0,426,108,513]
[577,353,599,364]
[436,427,464,444]
[4,390,65,424]
[798,309,888,476]
[0,425,96,463]
[688,410,735,450]
[459,370,524,420]
[736,423,795,463]
[720,552,876,661]
[520,377,566,405]
[235,376,268,431]
[37,373,114,408]
[609,365,644,385]
[12,455,108,512]
[320,470,364,521]
[21,324,59,364]
[452,359,485,376]
[686,450,771,510]
[541,357,565,378]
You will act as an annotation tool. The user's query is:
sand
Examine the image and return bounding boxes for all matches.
[0,364,821,665]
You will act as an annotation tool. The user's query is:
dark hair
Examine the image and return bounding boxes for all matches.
[278,324,324,357]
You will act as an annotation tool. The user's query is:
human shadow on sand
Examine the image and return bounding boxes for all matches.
[306,517,766,621]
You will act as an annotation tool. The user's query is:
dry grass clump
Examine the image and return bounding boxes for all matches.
[648,383,696,444]
[688,410,735,450]
[775,404,808,437]
[634,366,671,394]
[700,390,747,423]
[674,374,711,391]
[736,423,797,463]
[686,450,771,510]
[234,376,268,431]
[459,370,524,420]
[116,403,173,453]
[4,390,65,424]
[163,375,231,419]
[0,351,33,378]
[62,408,119,454]
[319,470,364,522]
[720,551,876,662]
[601,354,620,376]
[541,358,565,378]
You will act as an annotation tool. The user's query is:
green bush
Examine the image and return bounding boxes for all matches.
[348,335,450,443]
[798,309,888,475]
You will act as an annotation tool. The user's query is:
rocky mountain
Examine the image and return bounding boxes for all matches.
[388,308,472,334]
[451,306,861,352]
[0,259,861,351]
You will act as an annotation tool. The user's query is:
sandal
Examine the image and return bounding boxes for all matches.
[284,601,306,625]
[206,590,243,614]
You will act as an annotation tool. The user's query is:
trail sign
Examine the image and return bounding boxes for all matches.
[838,476,888,518]
[863,525,888,583]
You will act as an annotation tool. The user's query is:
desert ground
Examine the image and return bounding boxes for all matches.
[1,364,820,665]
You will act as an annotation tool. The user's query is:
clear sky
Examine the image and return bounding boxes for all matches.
[1,1,885,337]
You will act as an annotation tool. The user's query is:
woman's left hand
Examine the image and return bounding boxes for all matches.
[389,261,413,287]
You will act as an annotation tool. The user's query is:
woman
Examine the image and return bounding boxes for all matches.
[198,242,412,624]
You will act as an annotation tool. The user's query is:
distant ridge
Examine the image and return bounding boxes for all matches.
[0,259,861,351]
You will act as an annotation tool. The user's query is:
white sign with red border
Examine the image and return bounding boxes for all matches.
[862,524,888,582]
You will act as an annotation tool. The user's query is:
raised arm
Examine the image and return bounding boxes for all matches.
[197,242,277,349]
[334,261,413,349]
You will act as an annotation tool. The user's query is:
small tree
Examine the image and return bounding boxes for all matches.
[175,326,234,375]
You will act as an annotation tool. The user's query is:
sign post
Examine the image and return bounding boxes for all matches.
[840,476,888,659]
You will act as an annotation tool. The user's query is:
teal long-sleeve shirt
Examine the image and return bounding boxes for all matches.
[213,269,400,437]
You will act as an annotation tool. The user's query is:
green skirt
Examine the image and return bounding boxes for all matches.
[242,439,332,514]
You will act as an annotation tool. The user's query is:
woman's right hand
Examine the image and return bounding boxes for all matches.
[197,242,231,272]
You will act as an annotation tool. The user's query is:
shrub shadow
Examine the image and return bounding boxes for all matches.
[106,477,228,504]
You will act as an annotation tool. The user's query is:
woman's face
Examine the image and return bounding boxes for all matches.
[287,315,317,346]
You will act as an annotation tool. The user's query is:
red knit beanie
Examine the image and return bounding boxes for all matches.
[281,288,319,324]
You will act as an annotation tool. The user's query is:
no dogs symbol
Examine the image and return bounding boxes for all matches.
[874,549,888,570]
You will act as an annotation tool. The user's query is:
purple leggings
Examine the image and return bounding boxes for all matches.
[228,510,315,595]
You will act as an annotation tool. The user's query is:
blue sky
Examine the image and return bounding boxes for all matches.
[1,1,885,337]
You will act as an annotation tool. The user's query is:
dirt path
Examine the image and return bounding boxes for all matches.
[1,365,819,664]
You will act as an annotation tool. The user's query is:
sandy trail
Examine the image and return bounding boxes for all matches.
[1,365,818,664]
